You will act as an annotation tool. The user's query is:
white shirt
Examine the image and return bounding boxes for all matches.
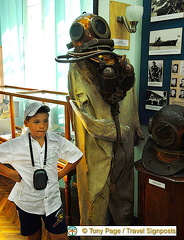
[0,131,83,216]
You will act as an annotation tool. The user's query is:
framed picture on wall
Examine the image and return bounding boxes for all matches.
[169,60,184,106]
[148,60,163,87]
[151,0,184,22]
[145,89,167,111]
[149,28,183,55]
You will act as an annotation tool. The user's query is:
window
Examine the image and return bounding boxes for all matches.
[24,0,94,92]
[0,0,93,92]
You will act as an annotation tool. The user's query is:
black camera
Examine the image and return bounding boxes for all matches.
[33,169,48,190]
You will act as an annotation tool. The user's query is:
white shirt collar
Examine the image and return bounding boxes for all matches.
[23,130,59,147]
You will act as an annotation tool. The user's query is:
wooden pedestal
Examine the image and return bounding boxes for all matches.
[135,161,184,240]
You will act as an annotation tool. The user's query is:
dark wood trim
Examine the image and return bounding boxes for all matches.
[93,0,98,15]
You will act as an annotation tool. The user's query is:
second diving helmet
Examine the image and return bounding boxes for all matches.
[142,104,184,176]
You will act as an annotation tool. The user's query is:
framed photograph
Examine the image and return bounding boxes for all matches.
[149,28,183,55]
[151,0,184,22]
[169,60,184,106]
[145,90,167,111]
[148,60,163,87]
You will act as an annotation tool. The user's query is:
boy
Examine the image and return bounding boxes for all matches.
[0,102,83,240]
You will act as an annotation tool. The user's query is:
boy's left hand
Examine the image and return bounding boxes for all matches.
[11,170,22,182]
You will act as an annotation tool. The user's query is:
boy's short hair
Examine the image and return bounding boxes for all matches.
[24,102,50,120]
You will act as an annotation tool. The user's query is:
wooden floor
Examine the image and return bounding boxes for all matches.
[0,175,50,240]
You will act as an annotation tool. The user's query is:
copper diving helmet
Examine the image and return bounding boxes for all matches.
[142,104,184,176]
[67,12,114,52]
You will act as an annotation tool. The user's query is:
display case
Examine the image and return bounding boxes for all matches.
[0,85,71,139]
[0,85,75,225]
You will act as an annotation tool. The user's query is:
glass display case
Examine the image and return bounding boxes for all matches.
[0,85,71,140]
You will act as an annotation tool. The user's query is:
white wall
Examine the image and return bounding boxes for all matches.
[98,0,144,217]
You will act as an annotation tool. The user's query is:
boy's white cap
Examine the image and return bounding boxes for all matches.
[24,102,50,120]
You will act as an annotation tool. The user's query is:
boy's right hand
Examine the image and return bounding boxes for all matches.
[0,163,22,182]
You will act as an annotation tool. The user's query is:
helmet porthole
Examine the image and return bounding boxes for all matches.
[91,16,110,39]
[70,22,84,41]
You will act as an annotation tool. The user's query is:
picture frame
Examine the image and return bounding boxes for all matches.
[169,60,184,106]
[149,28,183,55]
[148,60,163,87]
[145,89,167,111]
[151,0,184,22]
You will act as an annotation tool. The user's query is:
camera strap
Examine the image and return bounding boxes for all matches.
[28,133,47,167]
